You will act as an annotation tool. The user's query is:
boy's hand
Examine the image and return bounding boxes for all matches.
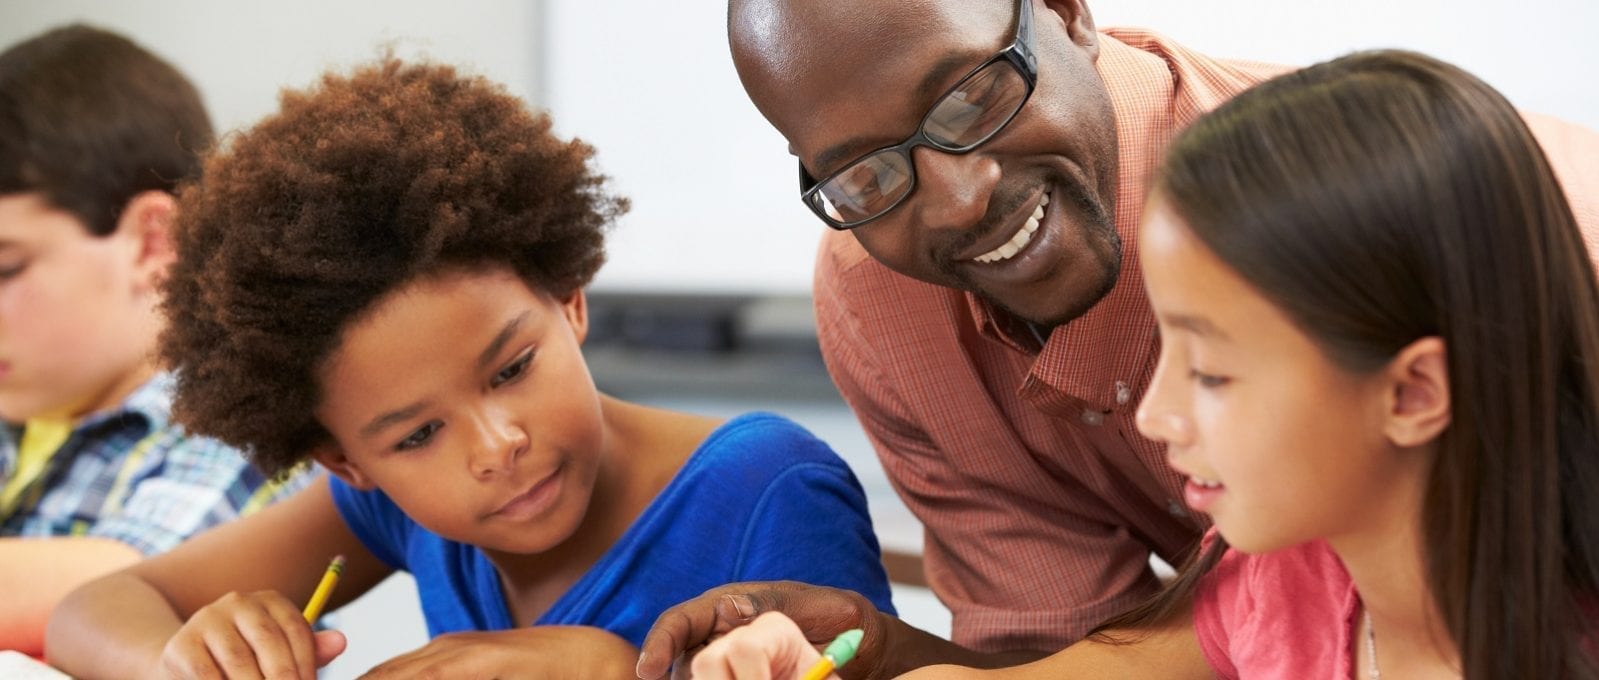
[356,626,637,679]
[157,590,345,680]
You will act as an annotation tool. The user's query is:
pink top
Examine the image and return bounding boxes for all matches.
[1193,539,1359,679]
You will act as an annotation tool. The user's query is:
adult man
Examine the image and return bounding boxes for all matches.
[637,0,1599,677]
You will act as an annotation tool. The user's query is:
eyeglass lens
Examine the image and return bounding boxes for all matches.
[813,59,1029,224]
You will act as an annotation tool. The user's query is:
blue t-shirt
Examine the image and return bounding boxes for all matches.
[330,412,896,644]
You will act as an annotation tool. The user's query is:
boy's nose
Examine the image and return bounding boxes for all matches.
[468,410,528,478]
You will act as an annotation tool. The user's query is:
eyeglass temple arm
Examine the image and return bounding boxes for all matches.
[1015,0,1037,72]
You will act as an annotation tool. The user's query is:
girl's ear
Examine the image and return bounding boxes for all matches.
[1382,336,1451,448]
[311,441,377,490]
[558,288,589,344]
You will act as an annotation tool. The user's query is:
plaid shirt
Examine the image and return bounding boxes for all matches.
[816,29,1599,653]
[0,372,310,555]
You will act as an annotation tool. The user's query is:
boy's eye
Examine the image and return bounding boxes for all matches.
[395,421,442,451]
[1189,369,1231,389]
[490,350,534,388]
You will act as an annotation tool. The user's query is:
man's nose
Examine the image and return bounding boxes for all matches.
[906,146,1000,234]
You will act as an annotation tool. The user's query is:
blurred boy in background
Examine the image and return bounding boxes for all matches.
[0,24,308,654]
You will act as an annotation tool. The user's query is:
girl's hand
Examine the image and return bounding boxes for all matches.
[356,626,637,679]
[157,590,346,679]
[690,612,829,680]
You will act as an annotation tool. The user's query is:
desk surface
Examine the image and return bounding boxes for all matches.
[0,651,71,679]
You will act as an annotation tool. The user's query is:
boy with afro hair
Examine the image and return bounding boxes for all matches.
[47,57,894,678]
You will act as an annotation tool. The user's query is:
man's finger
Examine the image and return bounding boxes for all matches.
[638,590,744,679]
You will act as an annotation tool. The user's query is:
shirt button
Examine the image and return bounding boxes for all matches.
[1080,409,1104,426]
[1115,380,1132,405]
[1167,499,1187,517]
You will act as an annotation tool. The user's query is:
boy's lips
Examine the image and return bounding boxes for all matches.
[490,465,563,520]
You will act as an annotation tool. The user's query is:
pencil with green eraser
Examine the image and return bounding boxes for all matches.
[800,628,863,680]
[301,555,345,623]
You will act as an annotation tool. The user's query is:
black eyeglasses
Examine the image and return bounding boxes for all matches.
[798,0,1038,230]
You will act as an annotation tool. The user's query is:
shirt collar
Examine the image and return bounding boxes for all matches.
[73,371,172,441]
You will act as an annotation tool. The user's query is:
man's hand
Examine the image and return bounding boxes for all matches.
[636,581,893,680]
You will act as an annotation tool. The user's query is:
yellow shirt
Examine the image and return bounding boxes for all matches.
[0,419,73,520]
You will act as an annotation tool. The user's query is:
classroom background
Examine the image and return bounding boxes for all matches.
[2,0,1595,676]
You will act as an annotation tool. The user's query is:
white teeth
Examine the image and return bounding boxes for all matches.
[1190,476,1223,489]
[973,191,1050,264]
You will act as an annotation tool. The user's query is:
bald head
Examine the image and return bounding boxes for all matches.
[729,0,1007,78]
[729,0,1014,160]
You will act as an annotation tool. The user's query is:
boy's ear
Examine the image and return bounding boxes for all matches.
[311,441,377,490]
[558,288,589,344]
[1383,336,1451,448]
[115,190,178,294]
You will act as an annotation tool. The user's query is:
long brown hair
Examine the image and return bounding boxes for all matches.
[1100,49,1599,678]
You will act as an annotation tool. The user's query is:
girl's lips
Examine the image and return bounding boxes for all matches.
[1184,477,1225,513]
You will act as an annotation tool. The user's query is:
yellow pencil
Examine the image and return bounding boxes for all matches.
[800,629,863,680]
[301,555,345,623]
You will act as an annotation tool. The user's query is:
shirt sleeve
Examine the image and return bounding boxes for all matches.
[731,441,897,616]
[1524,112,1599,269]
[87,434,307,556]
[814,240,1163,651]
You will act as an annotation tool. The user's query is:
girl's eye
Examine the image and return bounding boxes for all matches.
[490,350,534,388]
[1189,370,1231,389]
[395,421,442,451]
[0,260,27,280]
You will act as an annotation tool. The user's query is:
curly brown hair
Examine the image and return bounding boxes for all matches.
[160,58,626,477]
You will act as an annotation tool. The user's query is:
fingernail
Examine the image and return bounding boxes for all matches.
[635,652,647,678]
[727,594,755,619]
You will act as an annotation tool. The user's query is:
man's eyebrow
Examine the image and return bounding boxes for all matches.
[808,52,985,174]
[477,311,531,370]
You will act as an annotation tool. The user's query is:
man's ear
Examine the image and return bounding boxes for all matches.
[558,288,589,344]
[311,441,377,490]
[1383,336,1451,448]
[114,190,178,295]
[1042,0,1099,55]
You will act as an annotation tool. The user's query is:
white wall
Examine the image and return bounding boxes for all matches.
[544,0,1599,294]
[3,1,1595,295]
[0,1,544,135]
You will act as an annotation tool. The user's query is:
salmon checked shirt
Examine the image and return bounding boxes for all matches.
[0,372,311,555]
[815,28,1599,653]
